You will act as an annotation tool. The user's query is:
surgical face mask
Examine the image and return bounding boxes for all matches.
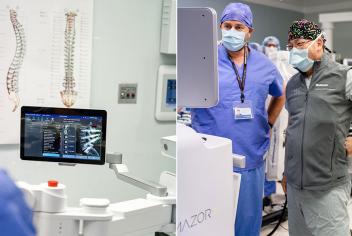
[289,34,321,72]
[264,46,278,56]
[221,29,246,52]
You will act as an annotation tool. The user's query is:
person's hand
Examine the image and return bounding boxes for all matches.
[281,175,287,194]
[344,137,352,157]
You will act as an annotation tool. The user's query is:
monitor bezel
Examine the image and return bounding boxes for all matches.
[20,106,107,165]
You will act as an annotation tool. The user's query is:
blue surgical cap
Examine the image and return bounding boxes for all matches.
[262,36,280,50]
[220,3,253,29]
[249,42,262,51]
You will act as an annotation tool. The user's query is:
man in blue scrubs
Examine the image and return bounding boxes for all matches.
[191,3,285,235]
[0,169,36,236]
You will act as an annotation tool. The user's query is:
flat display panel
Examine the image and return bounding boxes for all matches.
[21,106,106,165]
[177,7,219,107]
[166,79,176,106]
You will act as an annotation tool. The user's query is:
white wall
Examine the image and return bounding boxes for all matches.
[0,0,176,206]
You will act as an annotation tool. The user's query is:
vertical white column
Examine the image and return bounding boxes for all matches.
[321,22,334,50]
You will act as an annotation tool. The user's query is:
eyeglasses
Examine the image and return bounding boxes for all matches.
[286,40,312,51]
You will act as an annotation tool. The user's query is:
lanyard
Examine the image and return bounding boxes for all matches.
[228,45,248,103]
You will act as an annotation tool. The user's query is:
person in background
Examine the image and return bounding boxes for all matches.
[262,36,280,57]
[262,35,281,209]
[248,42,262,52]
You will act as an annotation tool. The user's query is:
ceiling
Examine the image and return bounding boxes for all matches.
[241,0,352,13]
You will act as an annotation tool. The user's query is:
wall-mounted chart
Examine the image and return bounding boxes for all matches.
[0,0,93,144]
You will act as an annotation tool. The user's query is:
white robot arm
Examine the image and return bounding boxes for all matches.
[17,153,176,236]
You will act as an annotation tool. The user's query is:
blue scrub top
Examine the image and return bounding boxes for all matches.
[0,169,36,236]
[191,44,283,170]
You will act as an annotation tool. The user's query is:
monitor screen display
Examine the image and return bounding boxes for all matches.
[166,79,176,106]
[21,106,106,165]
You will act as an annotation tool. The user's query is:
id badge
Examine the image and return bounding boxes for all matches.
[233,100,253,120]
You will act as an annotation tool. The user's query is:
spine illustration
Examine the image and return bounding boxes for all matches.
[61,11,77,107]
[6,9,26,112]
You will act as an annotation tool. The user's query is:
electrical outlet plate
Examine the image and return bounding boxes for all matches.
[118,84,137,104]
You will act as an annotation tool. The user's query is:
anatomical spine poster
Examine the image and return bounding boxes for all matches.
[0,0,93,144]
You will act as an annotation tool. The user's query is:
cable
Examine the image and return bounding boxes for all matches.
[324,46,332,53]
[267,194,287,236]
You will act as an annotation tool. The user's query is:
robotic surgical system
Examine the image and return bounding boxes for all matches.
[18,106,176,236]
[174,7,243,236]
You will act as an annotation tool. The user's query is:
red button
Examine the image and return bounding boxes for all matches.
[48,180,58,187]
